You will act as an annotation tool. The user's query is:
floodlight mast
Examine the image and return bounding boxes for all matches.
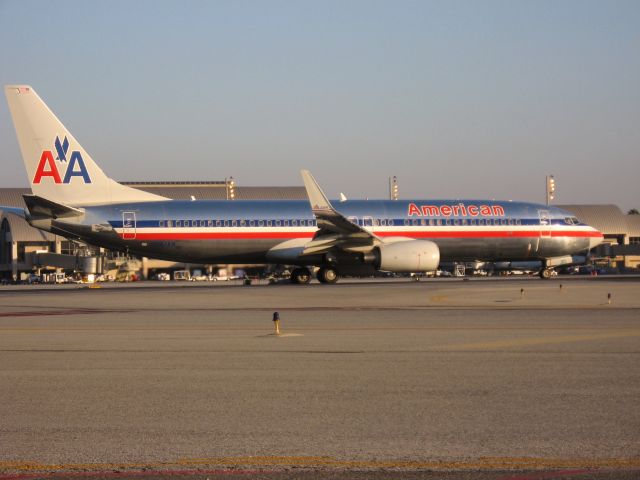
[546,175,556,206]
[226,176,236,200]
[389,176,399,201]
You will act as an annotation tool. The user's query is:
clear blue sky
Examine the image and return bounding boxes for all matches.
[1,0,638,209]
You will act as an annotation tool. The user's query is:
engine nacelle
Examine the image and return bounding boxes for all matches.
[375,240,440,273]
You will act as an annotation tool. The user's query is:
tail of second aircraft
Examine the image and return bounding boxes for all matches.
[4,85,167,206]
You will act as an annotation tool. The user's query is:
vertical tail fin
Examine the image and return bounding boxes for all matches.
[4,85,168,206]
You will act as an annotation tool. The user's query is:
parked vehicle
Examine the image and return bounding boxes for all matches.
[173,270,191,281]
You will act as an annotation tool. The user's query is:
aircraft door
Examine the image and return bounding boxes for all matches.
[538,210,551,238]
[122,211,137,240]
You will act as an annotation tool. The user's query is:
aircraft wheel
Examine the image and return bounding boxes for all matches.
[317,267,339,284]
[291,267,312,285]
[539,268,554,279]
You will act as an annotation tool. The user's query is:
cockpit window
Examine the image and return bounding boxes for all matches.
[564,217,580,225]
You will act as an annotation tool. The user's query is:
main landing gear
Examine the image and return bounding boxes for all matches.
[539,268,555,279]
[290,267,312,285]
[289,267,340,284]
[317,266,339,284]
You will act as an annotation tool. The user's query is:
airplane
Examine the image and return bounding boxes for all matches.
[3,85,603,284]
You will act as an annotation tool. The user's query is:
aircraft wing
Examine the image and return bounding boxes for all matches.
[300,170,381,255]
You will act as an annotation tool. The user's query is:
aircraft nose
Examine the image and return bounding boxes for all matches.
[589,230,604,249]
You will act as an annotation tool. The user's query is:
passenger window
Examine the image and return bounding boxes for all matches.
[215,220,221,227]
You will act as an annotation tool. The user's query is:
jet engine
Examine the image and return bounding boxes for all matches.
[374,240,440,273]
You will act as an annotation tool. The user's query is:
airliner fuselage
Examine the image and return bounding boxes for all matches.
[42,198,601,265]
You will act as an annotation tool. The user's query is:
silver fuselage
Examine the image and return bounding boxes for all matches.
[33,199,603,266]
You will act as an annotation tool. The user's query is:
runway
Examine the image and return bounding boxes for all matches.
[0,278,639,479]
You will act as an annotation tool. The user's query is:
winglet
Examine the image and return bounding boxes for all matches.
[301,170,333,213]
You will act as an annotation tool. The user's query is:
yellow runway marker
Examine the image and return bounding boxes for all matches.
[429,295,448,303]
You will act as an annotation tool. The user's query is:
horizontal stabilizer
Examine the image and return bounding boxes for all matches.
[23,194,84,219]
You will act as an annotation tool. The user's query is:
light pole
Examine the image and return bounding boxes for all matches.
[225,176,235,200]
[389,176,399,200]
[545,175,556,206]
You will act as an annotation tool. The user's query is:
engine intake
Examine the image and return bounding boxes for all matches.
[375,240,440,273]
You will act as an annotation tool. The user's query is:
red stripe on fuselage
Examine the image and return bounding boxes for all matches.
[128,231,316,240]
[378,230,602,238]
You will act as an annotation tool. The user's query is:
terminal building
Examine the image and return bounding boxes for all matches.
[1,182,639,281]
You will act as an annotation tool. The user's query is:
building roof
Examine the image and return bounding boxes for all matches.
[557,204,629,235]
[132,185,306,201]
[0,211,56,242]
[626,214,640,237]
[0,188,30,208]
[0,185,306,205]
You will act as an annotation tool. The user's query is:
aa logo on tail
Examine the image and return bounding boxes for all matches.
[33,136,91,184]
